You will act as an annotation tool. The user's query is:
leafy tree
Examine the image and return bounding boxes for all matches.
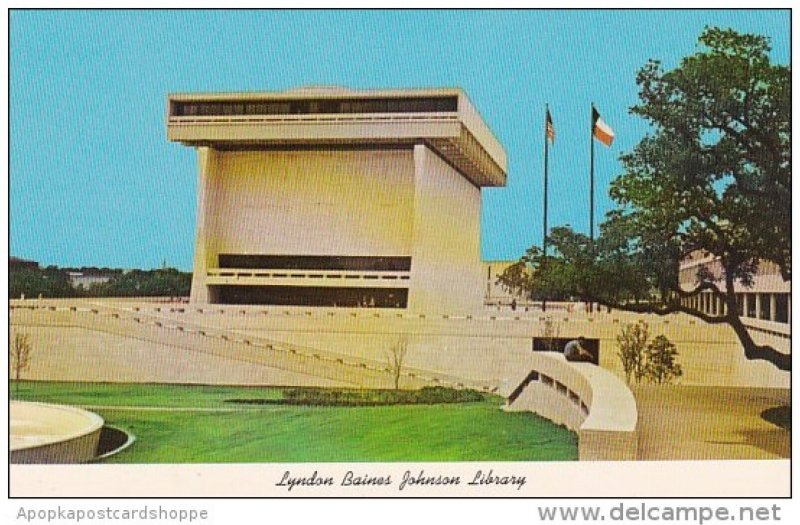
[81,268,192,297]
[645,335,683,385]
[496,259,533,299]
[9,265,192,299]
[496,247,575,302]
[9,267,76,299]
[502,27,790,371]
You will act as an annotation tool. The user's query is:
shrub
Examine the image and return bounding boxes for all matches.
[644,335,683,385]
[226,386,485,406]
[10,332,33,395]
[616,322,683,385]
[616,321,649,384]
[539,316,561,352]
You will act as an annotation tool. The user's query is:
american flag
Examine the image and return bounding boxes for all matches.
[545,108,555,144]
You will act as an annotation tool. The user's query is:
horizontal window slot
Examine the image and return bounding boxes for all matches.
[172,96,458,118]
[219,254,412,272]
[212,285,408,308]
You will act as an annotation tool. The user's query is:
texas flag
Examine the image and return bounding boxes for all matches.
[592,107,615,147]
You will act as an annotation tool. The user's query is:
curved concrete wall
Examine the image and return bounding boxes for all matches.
[10,401,103,464]
[506,353,638,461]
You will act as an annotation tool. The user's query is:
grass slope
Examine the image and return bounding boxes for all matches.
[12,381,282,408]
[13,381,578,463]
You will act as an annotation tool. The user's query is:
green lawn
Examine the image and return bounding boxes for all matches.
[13,381,578,463]
[12,381,282,408]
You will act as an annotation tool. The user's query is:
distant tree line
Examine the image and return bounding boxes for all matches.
[9,265,192,299]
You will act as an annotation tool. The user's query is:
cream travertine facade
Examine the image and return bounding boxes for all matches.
[167,87,507,312]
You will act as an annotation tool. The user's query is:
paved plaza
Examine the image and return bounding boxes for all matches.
[635,385,790,460]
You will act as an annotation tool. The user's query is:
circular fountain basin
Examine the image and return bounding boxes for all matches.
[10,401,104,464]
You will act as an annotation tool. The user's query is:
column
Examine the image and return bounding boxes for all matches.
[755,293,762,320]
[788,295,791,322]
[742,293,749,318]
[786,294,792,323]
[189,146,218,304]
[770,294,777,322]
[408,144,483,313]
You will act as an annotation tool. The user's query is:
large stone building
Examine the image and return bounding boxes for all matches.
[167,87,507,312]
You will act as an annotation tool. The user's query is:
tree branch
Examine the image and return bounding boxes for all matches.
[674,280,722,298]
[589,295,729,324]
[723,262,791,371]
[591,293,789,371]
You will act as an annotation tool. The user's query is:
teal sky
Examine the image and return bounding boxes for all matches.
[10,10,790,270]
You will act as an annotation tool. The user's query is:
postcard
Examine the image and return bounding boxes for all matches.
[6,8,791,501]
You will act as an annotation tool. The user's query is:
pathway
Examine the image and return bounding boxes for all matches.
[634,385,790,460]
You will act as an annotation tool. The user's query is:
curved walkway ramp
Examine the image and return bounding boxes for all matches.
[11,401,104,464]
[505,353,638,461]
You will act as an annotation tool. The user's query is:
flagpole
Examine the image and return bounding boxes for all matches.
[590,103,595,244]
[542,104,549,313]
[589,103,595,315]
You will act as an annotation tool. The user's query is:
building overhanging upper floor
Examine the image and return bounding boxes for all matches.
[166,86,507,187]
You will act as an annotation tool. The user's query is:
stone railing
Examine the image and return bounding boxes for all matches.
[505,352,638,461]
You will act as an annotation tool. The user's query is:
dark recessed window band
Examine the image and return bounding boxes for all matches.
[213,285,408,308]
[218,254,412,272]
[171,96,458,117]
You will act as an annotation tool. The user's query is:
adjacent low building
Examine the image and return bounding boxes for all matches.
[65,270,115,289]
[167,86,507,312]
[678,251,790,345]
[483,260,529,306]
